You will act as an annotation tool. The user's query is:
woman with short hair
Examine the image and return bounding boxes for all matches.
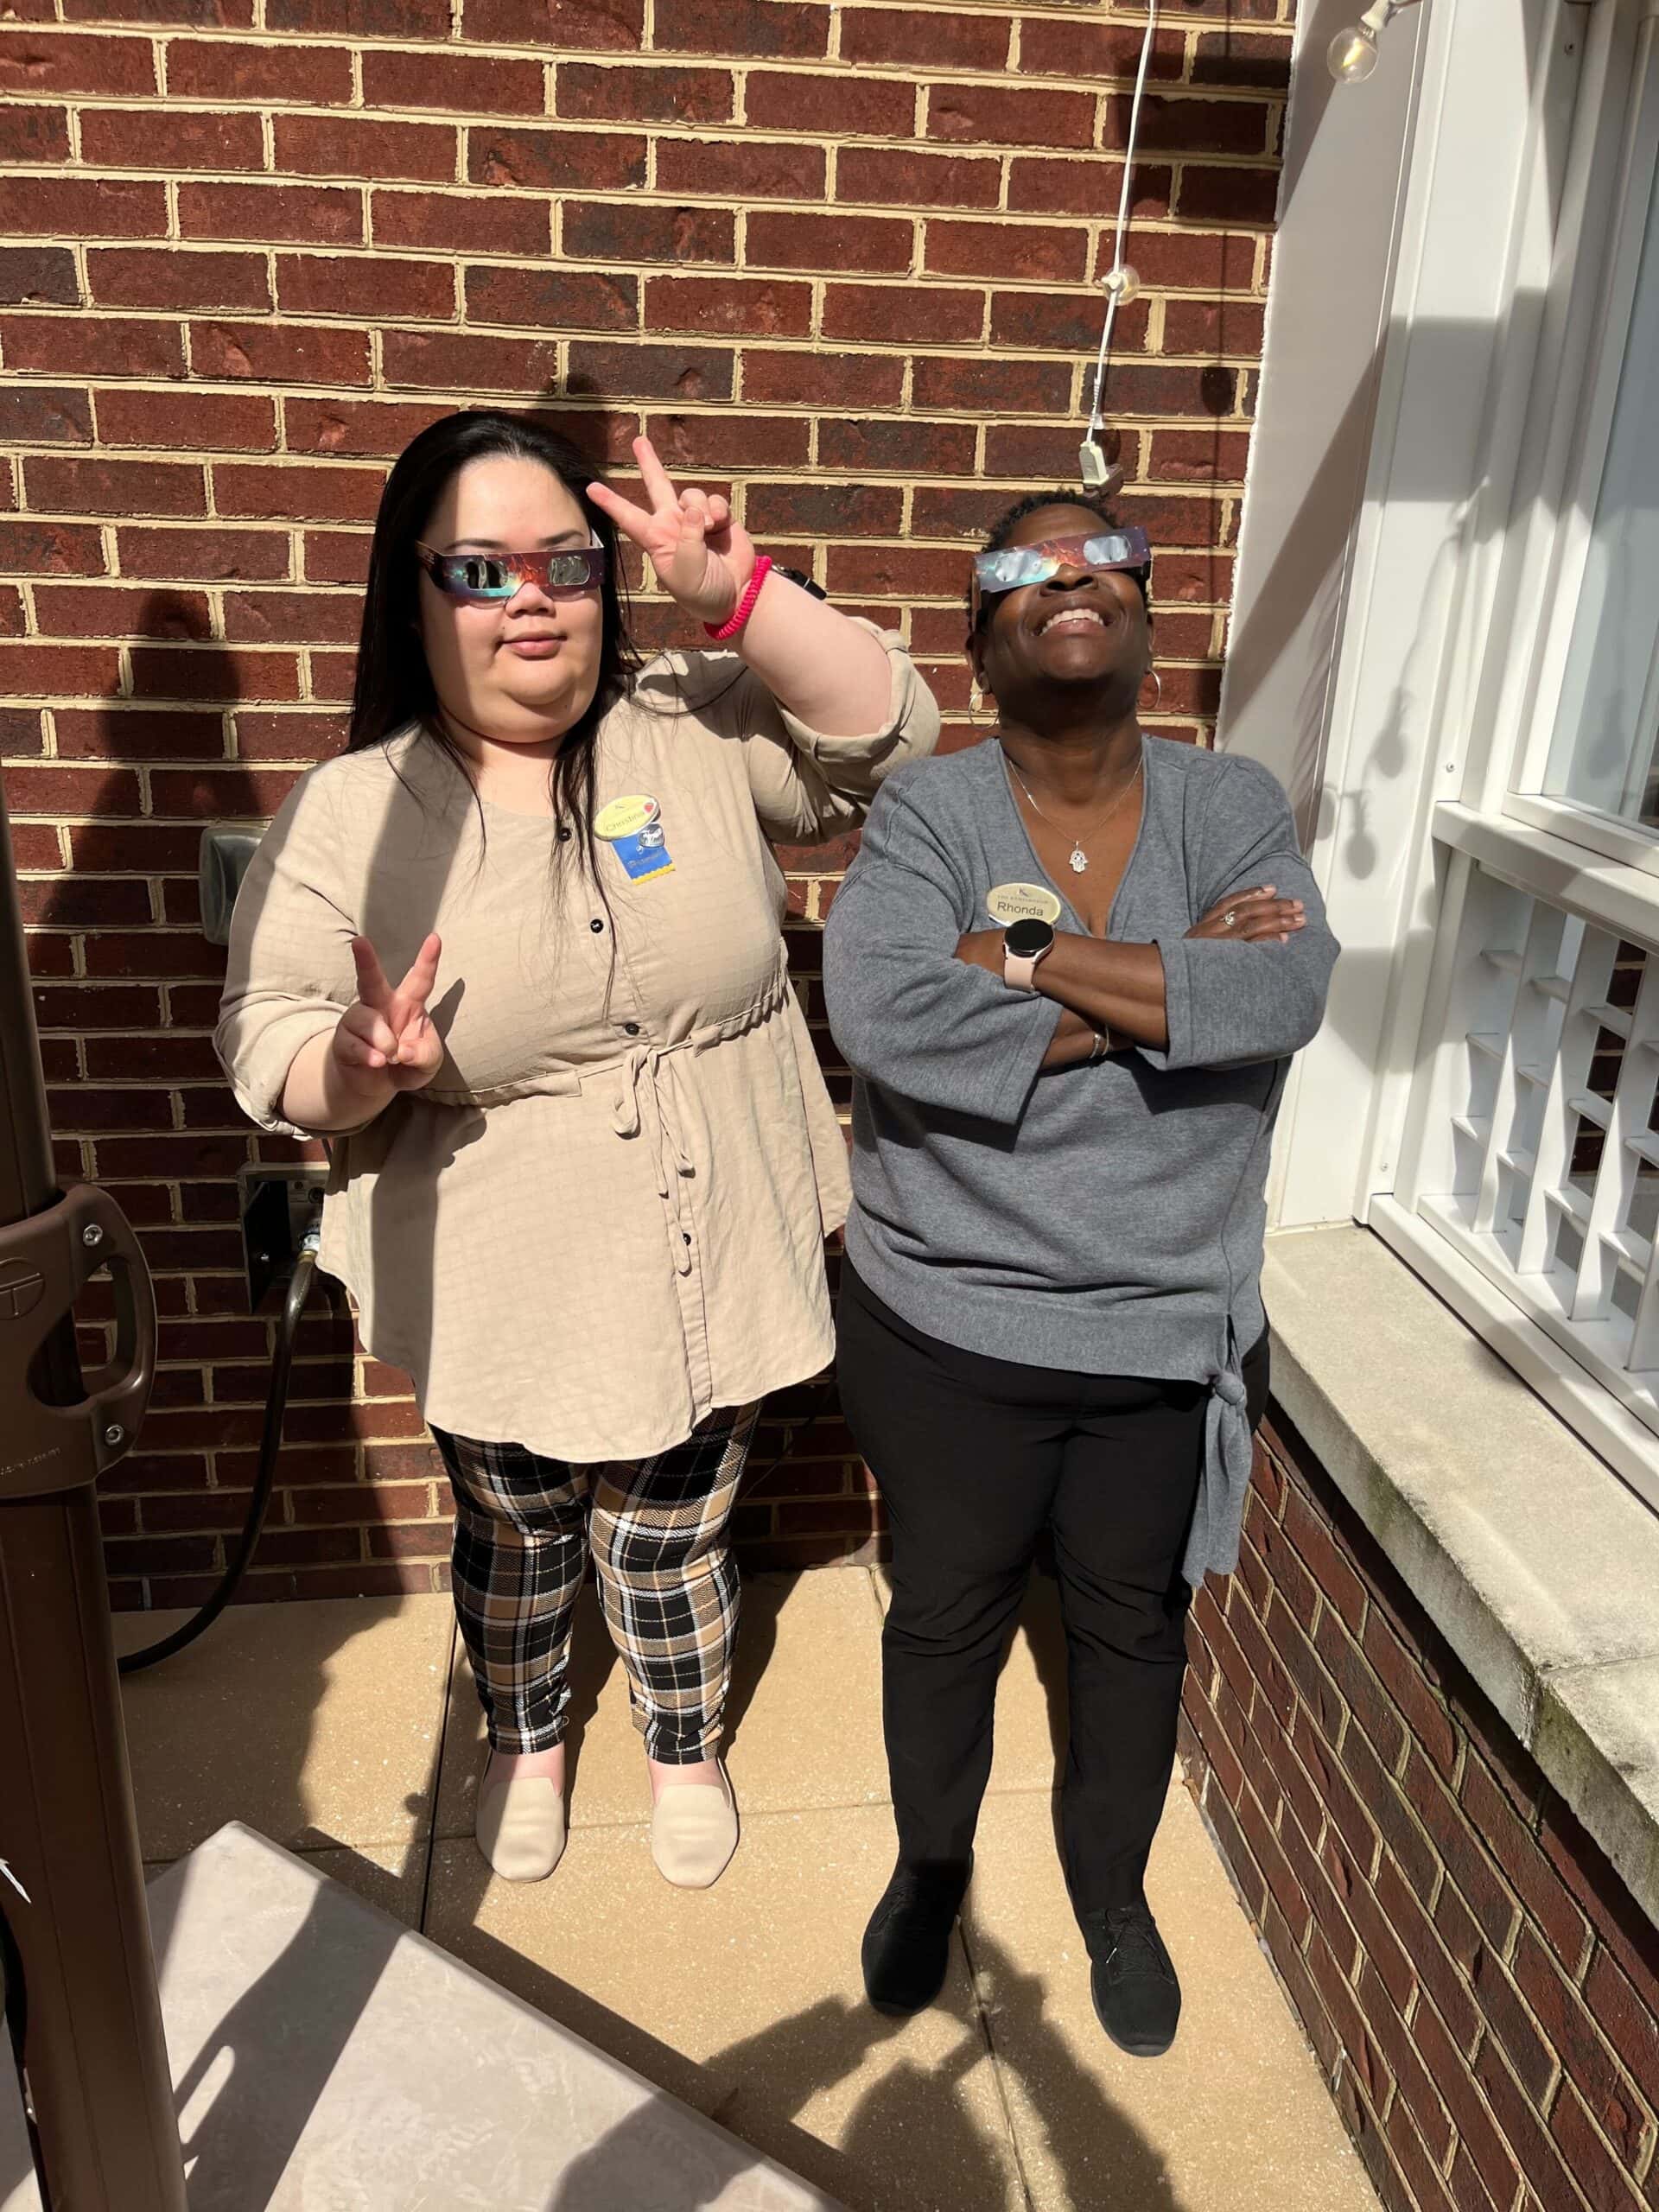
[824,489,1337,2053]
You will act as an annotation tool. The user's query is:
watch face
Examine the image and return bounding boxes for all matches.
[1005,918,1055,958]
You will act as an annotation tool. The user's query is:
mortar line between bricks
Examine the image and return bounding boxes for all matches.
[0,285,1274,316]
[4,162,1285,194]
[5,251,1271,291]
[11,1,1292,29]
[13,45,1290,103]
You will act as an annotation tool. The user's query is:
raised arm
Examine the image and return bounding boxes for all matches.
[730,563,890,737]
[697,627,941,846]
[588,436,892,734]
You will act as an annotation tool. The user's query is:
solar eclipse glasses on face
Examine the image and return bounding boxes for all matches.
[416,538,607,602]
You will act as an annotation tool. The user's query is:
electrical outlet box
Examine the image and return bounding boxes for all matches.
[200,823,268,947]
[238,1165,328,1313]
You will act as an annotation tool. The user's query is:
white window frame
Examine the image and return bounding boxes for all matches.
[1497,19,1659,866]
[1262,0,1659,1512]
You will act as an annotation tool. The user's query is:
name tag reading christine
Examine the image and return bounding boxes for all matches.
[987,881,1063,926]
[595,794,675,882]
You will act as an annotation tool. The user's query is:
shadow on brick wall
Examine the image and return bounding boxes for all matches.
[41,593,365,1605]
[22,599,410,2202]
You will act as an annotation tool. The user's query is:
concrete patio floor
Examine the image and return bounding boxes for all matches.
[107,1569,1379,2212]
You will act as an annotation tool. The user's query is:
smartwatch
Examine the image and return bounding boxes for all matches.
[1003,917,1056,992]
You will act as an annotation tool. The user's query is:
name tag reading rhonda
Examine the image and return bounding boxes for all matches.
[595,794,675,882]
[987,881,1063,926]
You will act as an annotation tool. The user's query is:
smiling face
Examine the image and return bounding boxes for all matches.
[971,500,1151,727]
[416,454,606,747]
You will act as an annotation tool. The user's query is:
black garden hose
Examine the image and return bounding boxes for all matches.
[115,1239,832,1676]
[118,1238,320,1676]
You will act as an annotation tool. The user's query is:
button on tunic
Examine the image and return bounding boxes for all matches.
[216,630,938,1461]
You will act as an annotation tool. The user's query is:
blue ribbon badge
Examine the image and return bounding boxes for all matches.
[594,794,674,882]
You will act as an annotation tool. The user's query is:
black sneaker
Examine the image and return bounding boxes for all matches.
[1082,1900,1182,2056]
[861,1855,973,2016]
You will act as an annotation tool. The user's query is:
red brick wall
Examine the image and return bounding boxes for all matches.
[1,0,1292,1607]
[1180,1408,1659,2212]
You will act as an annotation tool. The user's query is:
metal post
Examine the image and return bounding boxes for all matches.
[0,777,188,2210]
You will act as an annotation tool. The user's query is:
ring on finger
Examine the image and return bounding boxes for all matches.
[1224,908,1238,930]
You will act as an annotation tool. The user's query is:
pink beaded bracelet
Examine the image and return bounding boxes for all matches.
[704,556,772,643]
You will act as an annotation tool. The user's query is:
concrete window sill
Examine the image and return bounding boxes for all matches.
[1262,1224,1659,1932]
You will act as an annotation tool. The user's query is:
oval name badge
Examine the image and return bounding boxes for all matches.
[594,793,659,842]
[987,880,1063,926]
[595,793,674,882]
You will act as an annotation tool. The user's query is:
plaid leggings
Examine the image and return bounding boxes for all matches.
[430,1404,759,1762]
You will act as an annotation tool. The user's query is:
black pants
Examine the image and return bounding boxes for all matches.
[836,1262,1268,1919]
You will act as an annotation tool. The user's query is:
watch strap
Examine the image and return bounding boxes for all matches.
[1004,940,1050,992]
[772,564,828,602]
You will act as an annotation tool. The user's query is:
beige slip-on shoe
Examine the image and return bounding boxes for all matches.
[650,1760,739,1890]
[475,1760,567,1883]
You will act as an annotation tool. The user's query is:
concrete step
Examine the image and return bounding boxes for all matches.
[1,1821,842,2212]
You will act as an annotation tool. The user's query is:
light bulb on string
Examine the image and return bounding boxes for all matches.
[1328,0,1395,81]
[1102,263,1141,307]
[1327,22,1380,78]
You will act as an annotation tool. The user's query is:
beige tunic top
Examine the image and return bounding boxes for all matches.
[216,628,938,1461]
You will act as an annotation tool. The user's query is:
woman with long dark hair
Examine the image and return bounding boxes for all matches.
[218,410,938,1889]
[823,491,1336,2052]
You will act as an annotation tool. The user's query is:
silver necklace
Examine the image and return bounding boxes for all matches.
[1002,747,1144,874]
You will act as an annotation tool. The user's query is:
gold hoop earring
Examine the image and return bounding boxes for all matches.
[1144,667,1163,714]
[969,677,986,720]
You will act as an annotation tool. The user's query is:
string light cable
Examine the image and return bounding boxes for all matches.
[1080,0,1431,493]
[1082,0,1159,490]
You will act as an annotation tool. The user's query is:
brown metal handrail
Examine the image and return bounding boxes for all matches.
[0,774,188,2209]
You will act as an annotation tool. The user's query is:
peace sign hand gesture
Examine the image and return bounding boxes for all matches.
[587,436,758,630]
[331,932,444,1094]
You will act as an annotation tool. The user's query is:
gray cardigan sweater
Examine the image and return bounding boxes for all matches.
[822,732,1338,1585]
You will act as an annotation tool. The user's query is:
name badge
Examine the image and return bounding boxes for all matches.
[987,880,1063,925]
[595,794,675,882]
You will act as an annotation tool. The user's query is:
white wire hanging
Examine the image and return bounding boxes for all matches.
[1081,0,1159,492]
